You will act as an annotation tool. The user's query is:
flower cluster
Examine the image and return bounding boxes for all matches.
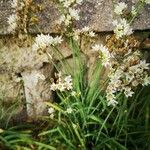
[104,35,150,106]
[73,26,96,41]
[131,6,137,16]
[106,60,150,106]
[113,2,133,39]
[66,107,73,114]
[92,32,150,107]
[50,72,73,92]
[58,0,83,26]
[32,34,63,52]
[92,44,112,67]
[48,107,55,119]
[114,2,127,15]
[113,19,133,39]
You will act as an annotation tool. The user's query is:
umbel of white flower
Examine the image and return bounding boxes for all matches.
[113,19,133,39]
[114,2,127,15]
[106,60,150,106]
[32,34,63,52]
[92,44,112,67]
[48,107,55,119]
[58,0,83,26]
[50,72,73,92]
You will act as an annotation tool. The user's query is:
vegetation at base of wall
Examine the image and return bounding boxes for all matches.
[0,85,149,150]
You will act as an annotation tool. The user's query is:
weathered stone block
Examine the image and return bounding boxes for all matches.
[0,37,52,119]
[22,68,52,119]
[22,0,150,33]
[0,37,48,72]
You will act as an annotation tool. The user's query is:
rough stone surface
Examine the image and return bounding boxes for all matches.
[0,0,13,34]
[22,68,52,119]
[0,39,49,71]
[0,37,52,119]
[0,0,150,35]
[0,73,23,102]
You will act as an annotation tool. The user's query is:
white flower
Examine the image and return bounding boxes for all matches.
[48,107,55,119]
[99,44,109,53]
[59,15,66,24]
[64,75,73,90]
[99,45,112,67]
[92,44,101,51]
[142,75,150,86]
[57,83,66,91]
[92,44,112,67]
[92,44,109,53]
[82,26,90,32]
[125,72,134,83]
[132,80,139,87]
[7,14,18,33]
[124,87,134,98]
[113,19,133,39]
[65,82,73,90]
[66,107,73,114]
[65,14,72,26]
[32,34,53,51]
[138,60,149,70]
[107,70,123,94]
[50,83,58,91]
[106,93,118,106]
[63,0,75,8]
[71,91,77,96]
[106,84,117,94]
[89,31,96,37]
[32,34,63,51]
[100,51,111,67]
[48,107,54,114]
[69,8,80,20]
[131,6,137,16]
[63,1,71,8]
[114,2,127,15]
[53,36,63,45]
[50,114,54,119]
[107,99,118,106]
[50,74,73,91]
[73,30,81,41]
[129,65,142,74]
[110,69,123,80]
[64,75,72,83]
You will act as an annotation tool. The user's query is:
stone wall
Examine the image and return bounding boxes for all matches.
[0,0,150,120]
